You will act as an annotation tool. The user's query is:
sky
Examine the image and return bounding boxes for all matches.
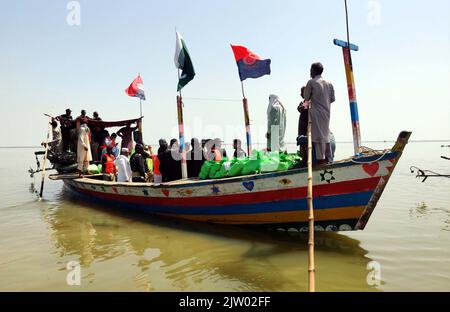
[0,0,449,148]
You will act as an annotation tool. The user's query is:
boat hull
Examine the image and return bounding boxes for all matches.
[59,132,411,232]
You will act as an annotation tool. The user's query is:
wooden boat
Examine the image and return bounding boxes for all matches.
[49,131,411,232]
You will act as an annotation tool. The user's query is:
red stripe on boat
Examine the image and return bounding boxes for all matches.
[70,176,381,207]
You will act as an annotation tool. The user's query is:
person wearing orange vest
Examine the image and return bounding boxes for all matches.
[152,154,161,184]
[212,138,227,162]
[102,145,117,181]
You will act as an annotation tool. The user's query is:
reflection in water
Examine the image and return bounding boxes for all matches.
[39,188,377,291]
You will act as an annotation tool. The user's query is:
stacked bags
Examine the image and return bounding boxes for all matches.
[198,151,300,180]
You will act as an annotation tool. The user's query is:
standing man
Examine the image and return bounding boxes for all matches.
[76,109,90,127]
[266,94,287,152]
[42,119,63,153]
[117,122,137,152]
[304,62,335,165]
[56,108,73,152]
[90,111,103,161]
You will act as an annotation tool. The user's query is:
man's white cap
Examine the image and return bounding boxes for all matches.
[121,148,129,153]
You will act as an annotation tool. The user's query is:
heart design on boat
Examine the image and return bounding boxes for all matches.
[161,189,170,197]
[242,181,254,191]
[362,162,379,176]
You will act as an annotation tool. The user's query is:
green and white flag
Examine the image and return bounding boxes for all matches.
[174,31,195,91]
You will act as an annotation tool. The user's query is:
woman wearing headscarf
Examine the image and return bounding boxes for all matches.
[266,94,287,152]
[187,138,205,178]
[153,139,168,184]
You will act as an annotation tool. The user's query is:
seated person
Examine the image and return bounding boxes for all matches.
[101,145,117,180]
[130,144,149,182]
[115,148,132,182]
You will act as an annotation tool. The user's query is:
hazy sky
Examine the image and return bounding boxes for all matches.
[1,0,449,148]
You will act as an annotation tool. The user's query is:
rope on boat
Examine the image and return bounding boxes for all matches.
[350,146,390,164]
[410,166,450,182]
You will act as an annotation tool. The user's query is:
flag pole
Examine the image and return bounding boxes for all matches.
[138,97,143,144]
[177,69,188,179]
[138,72,143,144]
[241,81,252,157]
[334,0,361,155]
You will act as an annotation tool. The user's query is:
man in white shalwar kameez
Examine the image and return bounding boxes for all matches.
[304,62,335,165]
[266,94,287,152]
[115,148,132,182]
[77,124,92,173]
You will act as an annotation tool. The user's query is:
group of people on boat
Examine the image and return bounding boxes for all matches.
[42,61,336,182]
[266,62,336,166]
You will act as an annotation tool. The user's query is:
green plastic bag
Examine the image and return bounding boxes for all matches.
[229,160,245,177]
[88,164,100,174]
[199,160,214,180]
[260,157,280,173]
[208,161,224,179]
[213,161,231,179]
[241,159,260,175]
[277,161,289,172]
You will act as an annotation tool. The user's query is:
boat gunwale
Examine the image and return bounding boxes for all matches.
[55,149,399,189]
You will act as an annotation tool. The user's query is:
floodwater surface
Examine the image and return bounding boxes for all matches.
[0,142,449,291]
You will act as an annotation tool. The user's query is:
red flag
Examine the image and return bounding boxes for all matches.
[230,45,271,81]
[125,75,146,100]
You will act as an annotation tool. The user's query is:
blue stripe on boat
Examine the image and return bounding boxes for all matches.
[68,184,373,216]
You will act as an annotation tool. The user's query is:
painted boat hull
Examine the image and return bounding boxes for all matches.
[59,132,411,232]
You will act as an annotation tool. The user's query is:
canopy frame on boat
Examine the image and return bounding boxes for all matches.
[72,117,143,128]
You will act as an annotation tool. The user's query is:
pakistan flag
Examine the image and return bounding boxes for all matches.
[174,31,195,91]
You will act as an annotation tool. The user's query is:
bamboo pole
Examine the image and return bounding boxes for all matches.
[306,101,315,292]
[39,115,52,199]
[241,81,252,157]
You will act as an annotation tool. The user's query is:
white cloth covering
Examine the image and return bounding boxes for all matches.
[77,124,92,171]
[266,94,287,151]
